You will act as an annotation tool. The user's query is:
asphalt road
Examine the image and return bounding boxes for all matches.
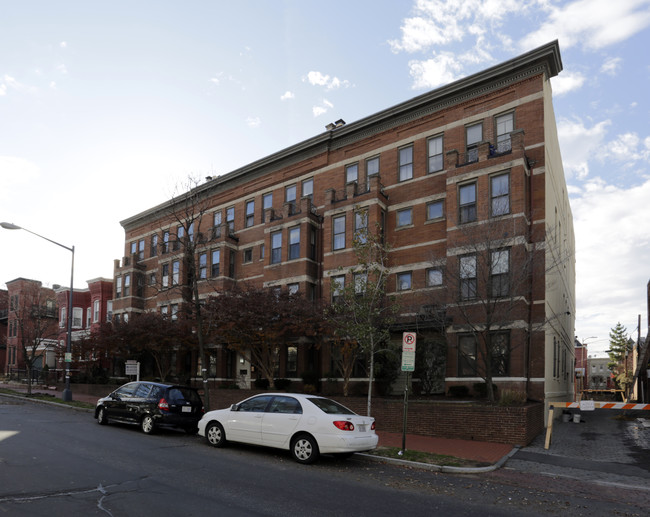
[0,396,648,516]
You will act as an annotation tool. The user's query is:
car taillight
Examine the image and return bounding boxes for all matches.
[158,398,169,411]
[371,421,375,430]
[333,421,355,431]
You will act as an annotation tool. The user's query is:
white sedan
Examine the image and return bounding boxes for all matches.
[197,393,378,464]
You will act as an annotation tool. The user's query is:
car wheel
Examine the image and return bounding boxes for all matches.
[141,415,155,434]
[97,407,108,425]
[291,434,319,464]
[205,422,226,447]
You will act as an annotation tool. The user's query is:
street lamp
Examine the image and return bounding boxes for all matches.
[1,222,75,401]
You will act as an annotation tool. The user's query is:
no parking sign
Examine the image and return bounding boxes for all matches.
[401,332,416,371]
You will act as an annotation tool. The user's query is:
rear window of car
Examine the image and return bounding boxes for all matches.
[307,397,356,415]
[167,387,201,405]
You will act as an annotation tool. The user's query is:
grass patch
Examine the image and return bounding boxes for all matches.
[366,446,488,468]
[0,388,94,410]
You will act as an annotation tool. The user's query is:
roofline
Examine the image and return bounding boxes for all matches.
[121,40,562,230]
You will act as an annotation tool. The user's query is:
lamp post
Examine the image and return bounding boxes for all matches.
[1,222,75,401]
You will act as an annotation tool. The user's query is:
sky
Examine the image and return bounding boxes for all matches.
[2,0,649,357]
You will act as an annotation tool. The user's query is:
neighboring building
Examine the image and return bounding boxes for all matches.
[113,41,575,403]
[4,278,59,378]
[575,338,588,391]
[0,288,8,374]
[587,357,613,390]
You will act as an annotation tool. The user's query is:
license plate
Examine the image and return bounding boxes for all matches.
[358,424,367,432]
[182,406,192,413]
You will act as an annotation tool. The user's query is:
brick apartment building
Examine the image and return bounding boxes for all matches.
[113,41,575,404]
[3,277,113,380]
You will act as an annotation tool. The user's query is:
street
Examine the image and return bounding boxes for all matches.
[0,395,648,516]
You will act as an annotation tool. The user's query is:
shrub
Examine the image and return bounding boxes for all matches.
[473,382,498,398]
[448,385,469,398]
[499,389,527,406]
[254,378,270,389]
[273,378,292,390]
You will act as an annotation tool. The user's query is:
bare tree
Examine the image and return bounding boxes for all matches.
[326,212,399,415]
[10,282,59,395]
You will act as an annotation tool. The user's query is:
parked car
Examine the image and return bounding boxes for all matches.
[197,393,378,464]
[95,382,204,434]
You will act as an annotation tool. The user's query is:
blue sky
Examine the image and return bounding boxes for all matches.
[2,1,649,356]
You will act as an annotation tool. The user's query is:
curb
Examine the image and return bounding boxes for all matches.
[358,446,519,474]
[0,392,94,413]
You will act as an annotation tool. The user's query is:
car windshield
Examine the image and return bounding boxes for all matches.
[307,397,356,415]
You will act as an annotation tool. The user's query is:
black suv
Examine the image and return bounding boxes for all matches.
[95,382,204,434]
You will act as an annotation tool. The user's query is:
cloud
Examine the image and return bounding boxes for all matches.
[312,99,334,117]
[600,57,622,76]
[520,0,650,51]
[408,52,464,89]
[557,117,610,179]
[0,156,40,201]
[571,177,650,351]
[246,116,261,128]
[60,41,67,48]
[551,70,586,95]
[304,71,350,90]
[280,91,295,101]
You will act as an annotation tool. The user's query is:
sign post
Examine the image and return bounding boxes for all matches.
[400,332,416,454]
[125,360,140,381]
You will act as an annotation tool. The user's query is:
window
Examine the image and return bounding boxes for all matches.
[427,200,444,221]
[229,250,235,277]
[116,277,122,298]
[243,248,253,263]
[459,183,477,223]
[427,267,443,287]
[226,207,235,233]
[106,301,113,322]
[399,145,413,181]
[123,274,131,296]
[286,346,298,373]
[60,307,66,328]
[163,231,170,253]
[302,178,313,199]
[86,307,91,327]
[346,163,358,184]
[271,231,282,264]
[260,244,265,260]
[213,211,222,238]
[490,249,510,297]
[199,253,207,279]
[130,241,137,256]
[138,239,145,260]
[366,156,379,177]
[188,222,194,242]
[288,227,300,260]
[263,192,273,210]
[333,215,346,250]
[72,307,83,328]
[149,273,156,286]
[459,254,477,300]
[458,334,477,376]
[285,184,296,203]
[354,210,368,244]
[171,304,178,321]
[172,260,180,286]
[162,263,170,287]
[211,250,220,277]
[309,227,316,260]
[245,200,255,228]
[397,272,412,291]
[466,123,482,162]
[288,283,299,295]
[150,234,158,257]
[93,300,100,322]
[428,135,443,173]
[354,273,367,296]
[496,112,514,153]
[331,275,345,303]
[397,208,413,227]
[174,226,184,250]
[491,173,510,216]
[491,332,510,376]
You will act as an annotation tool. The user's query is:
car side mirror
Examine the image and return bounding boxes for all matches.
[111,393,120,400]
[230,403,238,411]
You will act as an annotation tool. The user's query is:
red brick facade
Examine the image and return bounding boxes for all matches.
[113,42,574,404]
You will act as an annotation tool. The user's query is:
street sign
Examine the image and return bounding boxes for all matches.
[401,351,415,372]
[401,332,416,372]
[402,332,416,352]
[64,353,72,363]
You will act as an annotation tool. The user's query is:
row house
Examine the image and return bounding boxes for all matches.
[113,41,575,403]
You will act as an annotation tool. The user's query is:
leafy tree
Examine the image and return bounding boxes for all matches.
[202,285,325,389]
[326,211,399,415]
